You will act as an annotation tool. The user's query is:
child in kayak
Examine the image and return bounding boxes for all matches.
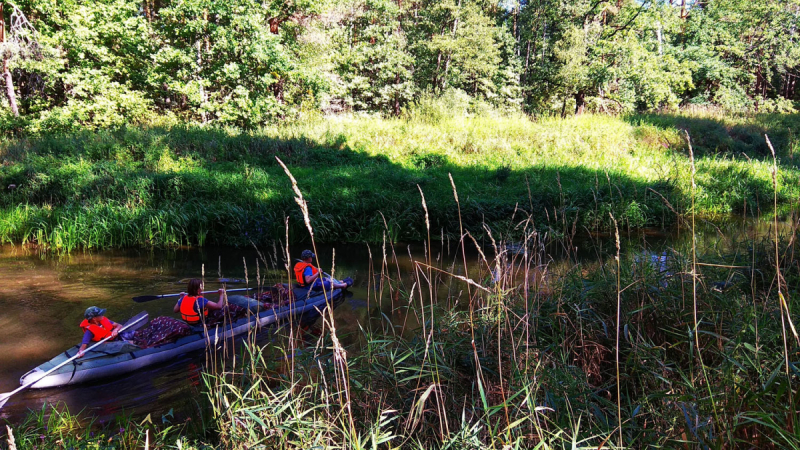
[77,306,123,358]
[173,278,227,324]
[293,250,353,291]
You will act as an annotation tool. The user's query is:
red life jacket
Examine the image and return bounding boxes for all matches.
[79,317,114,342]
[293,262,318,286]
[179,295,208,323]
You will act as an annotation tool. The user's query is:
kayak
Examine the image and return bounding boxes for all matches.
[19,287,342,389]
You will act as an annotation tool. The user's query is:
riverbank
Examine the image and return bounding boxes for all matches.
[0,112,798,250]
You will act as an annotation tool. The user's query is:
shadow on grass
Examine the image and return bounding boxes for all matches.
[625,113,800,162]
[0,117,793,249]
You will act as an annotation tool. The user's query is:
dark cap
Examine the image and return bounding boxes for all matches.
[300,250,315,260]
[84,306,106,319]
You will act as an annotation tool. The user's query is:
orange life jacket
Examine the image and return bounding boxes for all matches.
[179,295,208,323]
[79,317,115,342]
[293,262,318,286]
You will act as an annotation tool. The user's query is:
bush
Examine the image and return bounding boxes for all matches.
[758,97,797,114]
[401,89,471,124]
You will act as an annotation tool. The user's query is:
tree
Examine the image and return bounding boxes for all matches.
[0,1,41,117]
[683,0,800,110]
[405,0,519,107]
[151,0,324,126]
[335,0,416,115]
[0,0,796,125]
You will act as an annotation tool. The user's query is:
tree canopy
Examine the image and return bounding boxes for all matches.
[0,0,797,129]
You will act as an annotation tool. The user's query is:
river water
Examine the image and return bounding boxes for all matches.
[0,217,787,423]
[0,242,472,423]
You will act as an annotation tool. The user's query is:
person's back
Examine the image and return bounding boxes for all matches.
[293,250,352,291]
[174,279,227,324]
[293,251,319,288]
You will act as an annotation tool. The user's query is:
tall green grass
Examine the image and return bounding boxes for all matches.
[0,112,798,250]
[6,141,800,448]
[4,216,800,448]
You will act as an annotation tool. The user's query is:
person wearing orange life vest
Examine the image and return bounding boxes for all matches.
[293,250,352,291]
[77,306,123,358]
[173,278,227,324]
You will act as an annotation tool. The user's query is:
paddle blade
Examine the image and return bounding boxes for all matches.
[124,311,149,329]
[132,295,160,303]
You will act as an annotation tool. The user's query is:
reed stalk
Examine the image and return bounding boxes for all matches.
[610,212,623,448]
[767,134,797,431]
[687,131,720,438]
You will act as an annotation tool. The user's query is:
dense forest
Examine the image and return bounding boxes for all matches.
[2,3,800,448]
[0,0,797,131]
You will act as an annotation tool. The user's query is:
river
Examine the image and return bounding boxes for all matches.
[0,216,786,423]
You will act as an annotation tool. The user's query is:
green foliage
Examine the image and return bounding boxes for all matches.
[520,0,799,115]
[7,215,800,448]
[334,0,416,115]
[684,0,800,111]
[0,113,797,250]
[151,0,324,126]
[0,0,796,122]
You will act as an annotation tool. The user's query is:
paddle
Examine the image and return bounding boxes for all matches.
[0,314,149,410]
[294,259,342,281]
[322,271,341,283]
[175,277,246,284]
[132,288,253,303]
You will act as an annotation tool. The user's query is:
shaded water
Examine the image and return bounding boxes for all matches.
[0,243,445,423]
[0,217,789,423]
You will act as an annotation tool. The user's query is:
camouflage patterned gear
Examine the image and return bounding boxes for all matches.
[84,306,107,319]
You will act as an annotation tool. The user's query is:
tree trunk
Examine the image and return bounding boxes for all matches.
[394,73,400,116]
[523,41,531,84]
[433,51,442,92]
[195,40,206,123]
[274,77,285,103]
[3,60,18,117]
[442,53,451,91]
[512,1,518,55]
[574,91,585,115]
[0,4,19,117]
[268,17,281,34]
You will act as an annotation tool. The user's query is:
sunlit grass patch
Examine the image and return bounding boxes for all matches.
[0,112,797,249]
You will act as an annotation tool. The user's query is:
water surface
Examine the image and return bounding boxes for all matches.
[0,217,785,423]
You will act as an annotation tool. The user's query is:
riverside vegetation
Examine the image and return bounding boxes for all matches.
[1,111,799,250]
[3,172,800,449]
[0,0,798,447]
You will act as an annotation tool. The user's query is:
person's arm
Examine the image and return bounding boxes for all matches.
[173,293,186,313]
[110,321,122,338]
[205,289,227,310]
[304,267,320,285]
[77,330,93,358]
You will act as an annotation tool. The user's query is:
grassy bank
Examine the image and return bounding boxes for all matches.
[3,208,798,448]
[0,112,798,250]
[3,120,799,448]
